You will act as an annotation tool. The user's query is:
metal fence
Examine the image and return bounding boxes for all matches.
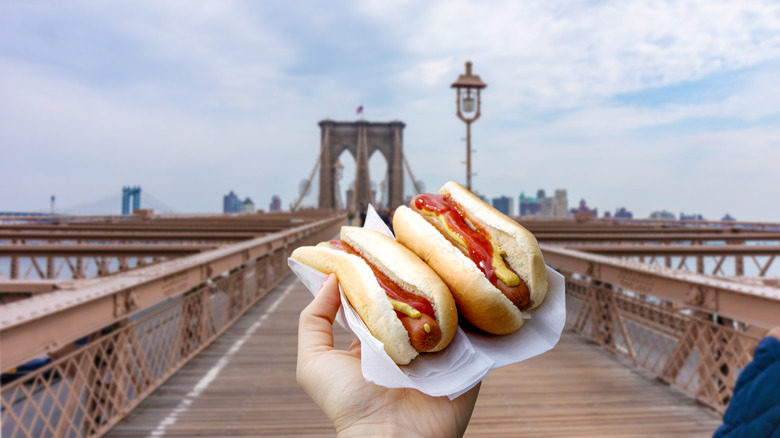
[4,219,778,436]
[547,244,777,415]
[1,216,343,438]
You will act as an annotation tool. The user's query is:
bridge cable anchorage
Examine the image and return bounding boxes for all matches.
[292,154,321,211]
[403,153,423,195]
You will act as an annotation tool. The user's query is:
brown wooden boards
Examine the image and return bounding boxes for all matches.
[107,278,721,437]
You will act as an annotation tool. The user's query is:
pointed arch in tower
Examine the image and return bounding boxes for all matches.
[318,120,405,211]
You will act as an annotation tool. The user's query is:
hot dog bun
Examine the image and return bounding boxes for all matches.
[290,226,457,365]
[393,181,548,335]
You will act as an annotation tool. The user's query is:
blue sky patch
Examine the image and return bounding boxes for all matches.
[613,67,754,108]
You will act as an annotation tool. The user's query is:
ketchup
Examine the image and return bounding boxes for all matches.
[327,240,435,318]
[413,194,499,286]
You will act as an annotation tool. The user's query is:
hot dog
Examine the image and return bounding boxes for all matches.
[393,181,548,335]
[290,226,458,365]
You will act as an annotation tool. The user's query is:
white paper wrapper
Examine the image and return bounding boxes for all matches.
[288,205,566,399]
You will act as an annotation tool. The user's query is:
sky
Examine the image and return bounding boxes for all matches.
[1,1,779,221]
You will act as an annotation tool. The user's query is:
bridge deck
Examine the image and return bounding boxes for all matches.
[106,276,721,437]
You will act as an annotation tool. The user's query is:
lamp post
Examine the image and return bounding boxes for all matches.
[451,61,487,192]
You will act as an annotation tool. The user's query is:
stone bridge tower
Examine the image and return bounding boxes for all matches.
[318,120,405,211]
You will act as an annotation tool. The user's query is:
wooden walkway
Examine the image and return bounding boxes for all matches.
[107,276,722,437]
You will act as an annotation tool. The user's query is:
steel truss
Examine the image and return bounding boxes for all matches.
[1,214,779,436]
[1,212,344,438]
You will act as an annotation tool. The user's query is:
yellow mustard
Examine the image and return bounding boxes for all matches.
[420,208,520,287]
[389,298,422,318]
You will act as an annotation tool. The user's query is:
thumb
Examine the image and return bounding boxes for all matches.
[298,274,341,358]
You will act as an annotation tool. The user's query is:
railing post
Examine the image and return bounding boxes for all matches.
[694,320,718,405]
[227,272,245,321]
[46,256,55,279]
[733,240,744,276]
[660,320,696,384]
[10,239,19,279]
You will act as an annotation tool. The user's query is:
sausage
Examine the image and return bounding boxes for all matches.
[398,313,441,352]
[332,239,445,351]
[496,275,531,310]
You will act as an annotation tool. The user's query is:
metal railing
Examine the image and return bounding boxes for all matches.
[546,244,779,414]
[1,215,344,438]
[4,217,778,436]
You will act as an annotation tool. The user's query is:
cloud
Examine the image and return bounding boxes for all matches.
[385,1,780,110]
[1,0,779,221]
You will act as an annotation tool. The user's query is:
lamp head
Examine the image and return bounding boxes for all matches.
[450,61,487,90]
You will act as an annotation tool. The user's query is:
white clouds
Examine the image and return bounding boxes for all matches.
[1,0,779,220]
[384,0,780,112]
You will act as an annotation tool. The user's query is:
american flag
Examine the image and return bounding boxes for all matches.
[356,105,363,115]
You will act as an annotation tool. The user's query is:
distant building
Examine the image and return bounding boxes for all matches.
[269,195,282,212]
[614,207,633,219]
[570,198,598,218]
[722,213,736,222]
[519,189,568,217]
[519,192,542,216]
[223,191,242,213]
[680,212,705,221]
[650,210,676,220]
[492,196,514,216]
[242,198,255,213]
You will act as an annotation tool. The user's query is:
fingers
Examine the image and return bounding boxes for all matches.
[298,274,341,359]
[460,381,481,406]
[348,338,362,355]
[451,381,482,436]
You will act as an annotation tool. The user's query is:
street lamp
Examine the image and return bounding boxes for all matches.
[451,61,487,192]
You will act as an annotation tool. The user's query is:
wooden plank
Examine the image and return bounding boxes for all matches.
[106,276,339,437]
[465,335,722,437]
[107,277,722,437]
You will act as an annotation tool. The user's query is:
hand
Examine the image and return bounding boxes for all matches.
[297,274,481,438]
[768,326,780,340]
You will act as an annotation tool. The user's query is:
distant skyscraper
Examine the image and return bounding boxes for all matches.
[519,192,541,216]
[570,198,598,218]
[549,190,568,217]
[614,207,633,219]
[492,196,513,216]
[680,212,705,221]
[223,191,242,213]
[242,198,255,213]
[270,195,281,212]
[650,210,676,220]
[519,189,567,217]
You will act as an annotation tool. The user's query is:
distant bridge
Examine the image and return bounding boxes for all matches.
[9,187,178,217]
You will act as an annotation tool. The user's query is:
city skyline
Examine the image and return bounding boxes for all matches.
[2,1,779,221]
